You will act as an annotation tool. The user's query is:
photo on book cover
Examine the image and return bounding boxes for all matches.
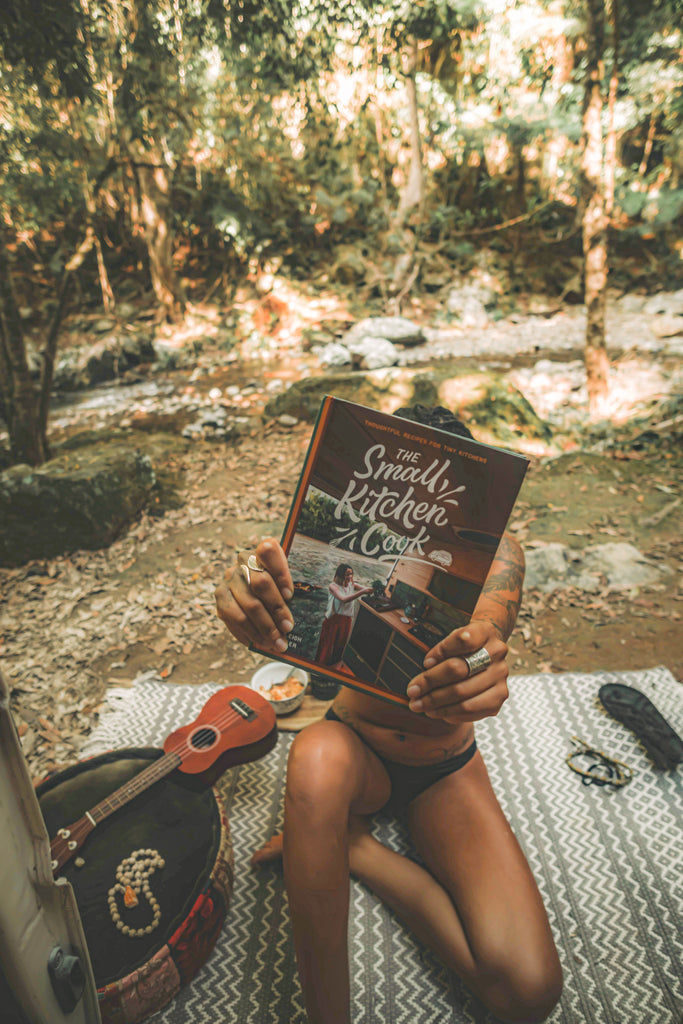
[275,398,528,706]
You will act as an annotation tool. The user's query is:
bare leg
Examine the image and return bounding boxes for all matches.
[281,721,391,1024]
[349,752,562,1024]
[260,733,561,1024]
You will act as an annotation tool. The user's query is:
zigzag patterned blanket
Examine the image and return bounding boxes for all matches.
[83,667,683,1024]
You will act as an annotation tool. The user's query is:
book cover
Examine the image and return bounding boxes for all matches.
[263,397,529,707]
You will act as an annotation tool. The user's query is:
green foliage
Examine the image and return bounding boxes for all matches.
[0,0,681,314]
[0,0,92,98]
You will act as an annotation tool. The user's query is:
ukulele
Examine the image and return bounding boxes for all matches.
[49,685,277,875]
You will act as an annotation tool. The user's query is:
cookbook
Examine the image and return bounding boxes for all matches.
[258,397,528,706]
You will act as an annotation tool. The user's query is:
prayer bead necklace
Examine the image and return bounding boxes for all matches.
[108,848,165,937]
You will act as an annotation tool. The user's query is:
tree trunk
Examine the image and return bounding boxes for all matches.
[604,0,619,219]
[0,228,92,467]
[581,0,610,419]
[393,41,425,231]
[0,230,47,465]
[134,161,186,322]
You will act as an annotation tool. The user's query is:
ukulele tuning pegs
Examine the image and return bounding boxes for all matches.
[68,841,77,851]
[58,828,71,839]
[74,857,85,868]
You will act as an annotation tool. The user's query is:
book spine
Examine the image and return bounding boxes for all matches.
[281,395,335,554]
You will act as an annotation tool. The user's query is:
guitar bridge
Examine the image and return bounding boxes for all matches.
[230,698,256,721]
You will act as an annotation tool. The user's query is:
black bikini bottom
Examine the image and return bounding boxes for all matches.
[324,708,477,813]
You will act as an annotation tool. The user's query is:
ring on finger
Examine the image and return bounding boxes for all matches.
[239,552,266,588]
[463,647,491,678]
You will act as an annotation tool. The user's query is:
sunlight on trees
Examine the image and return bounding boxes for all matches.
[0,0,681,462]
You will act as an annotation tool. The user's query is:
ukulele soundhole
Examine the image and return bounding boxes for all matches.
[189,726,219,750]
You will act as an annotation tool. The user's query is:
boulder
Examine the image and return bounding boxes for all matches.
[318,343,352,368]
[524,541,670,593]
[264,370,434,422]
[650,315,683,339]
[643,290,683,317]
[582,542,671,589]
[446,283,497,328]
[264,366,554,452]
[347,336,400,370]
[341,317,425,347]
[0,441,158,566]
[54,333,157,390]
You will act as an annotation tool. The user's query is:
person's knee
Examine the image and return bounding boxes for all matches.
[482,956,563,1024]
[286,723,358,818]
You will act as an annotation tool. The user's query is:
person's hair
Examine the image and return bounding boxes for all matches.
[393,404,474,440]
[333,564,352,584]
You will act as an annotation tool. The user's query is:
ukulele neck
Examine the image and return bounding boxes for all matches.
[89,750,182,825]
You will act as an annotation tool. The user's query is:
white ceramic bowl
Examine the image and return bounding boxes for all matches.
[250,664,309,716]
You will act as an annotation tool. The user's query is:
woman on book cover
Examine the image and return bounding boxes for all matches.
[215,404,562,1024]
[314,564,372,669]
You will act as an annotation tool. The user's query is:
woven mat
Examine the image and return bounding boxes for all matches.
[82,667,683,1024]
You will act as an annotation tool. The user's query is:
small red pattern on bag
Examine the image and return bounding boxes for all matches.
[167,883,226,986]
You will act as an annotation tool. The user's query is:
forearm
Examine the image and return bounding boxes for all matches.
[470,534,525,641]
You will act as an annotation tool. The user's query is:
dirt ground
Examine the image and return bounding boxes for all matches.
[1,328,681,783]
[95,427,683,690]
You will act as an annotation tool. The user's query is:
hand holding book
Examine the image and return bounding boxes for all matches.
[405,619,510,722]
[216,530,524,727]
[215,538,294,656]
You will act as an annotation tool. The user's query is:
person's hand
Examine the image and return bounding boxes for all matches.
[405,620,509,724]
[215,538,294,655]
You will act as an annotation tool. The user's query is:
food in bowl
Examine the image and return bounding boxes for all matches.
[261,676,305,702]
[250,664,308,715]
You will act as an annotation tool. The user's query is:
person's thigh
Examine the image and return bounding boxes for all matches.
[408,750,562,1016]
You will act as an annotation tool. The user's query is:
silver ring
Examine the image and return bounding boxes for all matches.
[240,554,266,587]
[463,647,491,678]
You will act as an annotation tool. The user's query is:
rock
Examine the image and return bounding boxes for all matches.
[341,317,425,347]
[616,294,647,314]
[446,283,497,328]
[347,336,400,370]
[525,543,571,591]
[54,333,157,390]
[450,377,554,445]
[278,414,298,427]
[264,371,423,422]
[643,290,683,317]
[650,315,683,339]
[525,543,602,593]
[0,443,157,566]
[264,367,554,451]
[181,411,252,443]
[582,542,670,590]
[524,541,670,593]
[93,318,117,333]
[318,343,352,368]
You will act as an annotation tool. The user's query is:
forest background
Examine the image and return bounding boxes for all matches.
[1,0,682,464]
[0,0,682,779]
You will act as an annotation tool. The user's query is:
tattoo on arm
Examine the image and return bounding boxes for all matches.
[475,535,525,640]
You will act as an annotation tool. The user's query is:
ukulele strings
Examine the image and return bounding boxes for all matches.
[52,693,267,845]
[90,696,263,820]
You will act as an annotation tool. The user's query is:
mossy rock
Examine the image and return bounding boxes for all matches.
[0,433,187,566]
[264,367,552,450]
[435,373,553,445]
[264,370,431,421]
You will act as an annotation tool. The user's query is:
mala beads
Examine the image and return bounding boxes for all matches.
[108,849,165,937]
